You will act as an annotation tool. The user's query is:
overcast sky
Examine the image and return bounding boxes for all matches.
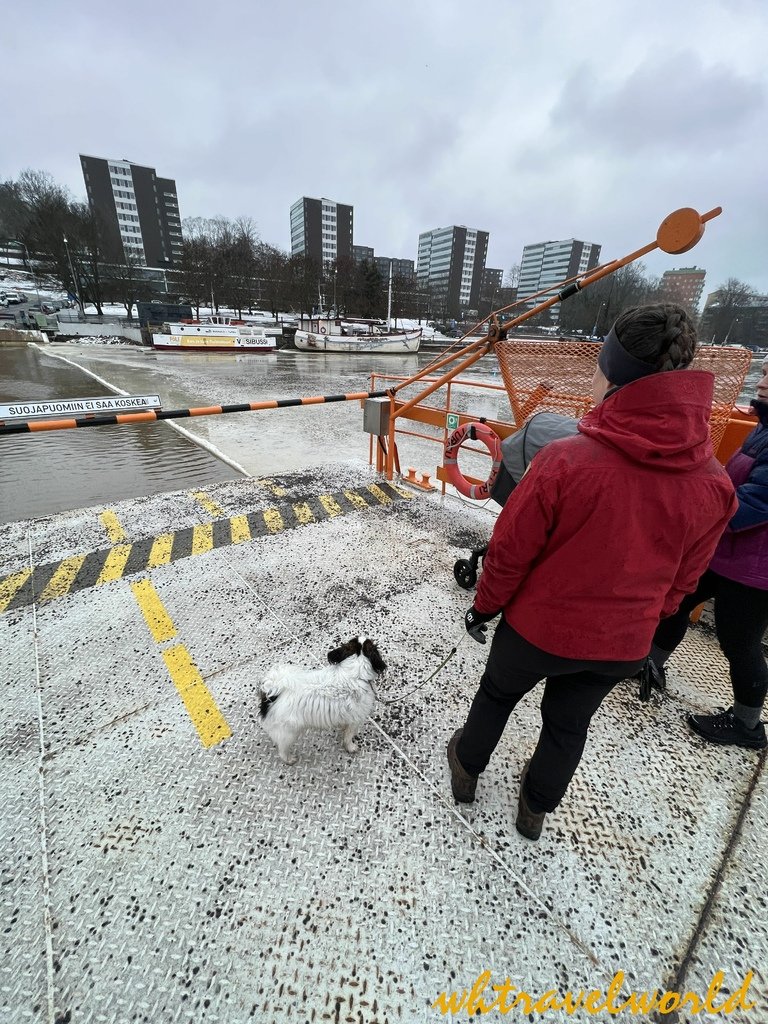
[6,0,767,296]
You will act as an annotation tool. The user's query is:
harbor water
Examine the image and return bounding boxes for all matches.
[0,340,764,527]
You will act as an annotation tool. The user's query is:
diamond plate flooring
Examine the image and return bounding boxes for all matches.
[2,464,766,1024]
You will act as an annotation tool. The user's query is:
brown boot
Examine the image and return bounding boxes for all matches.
[447,729,477,803]
[516,760,546,840]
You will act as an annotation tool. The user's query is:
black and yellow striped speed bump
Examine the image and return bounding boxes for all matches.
[0,481,413,615]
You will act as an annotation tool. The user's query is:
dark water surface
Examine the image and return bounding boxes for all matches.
[0,344,241,524]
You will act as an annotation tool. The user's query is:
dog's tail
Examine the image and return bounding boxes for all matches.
[259,690,279,719]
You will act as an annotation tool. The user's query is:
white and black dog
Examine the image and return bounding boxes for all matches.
[258,636,387,764]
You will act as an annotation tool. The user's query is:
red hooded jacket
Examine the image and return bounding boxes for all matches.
[474,370,737,660]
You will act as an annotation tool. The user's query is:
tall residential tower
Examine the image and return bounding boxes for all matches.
[79,155,183,267]
[416,225,489,318]
[290,197,353,265]
[518,238,601,315]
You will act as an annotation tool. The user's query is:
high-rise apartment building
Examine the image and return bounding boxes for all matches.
[417,225,489,317]
[79,155,183,267]
[290,197,353,265]
[658,267,706,313]
[518,238,601,315]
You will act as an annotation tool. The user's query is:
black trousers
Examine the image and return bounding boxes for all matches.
[457,619,643,815]
[653,569,768,709]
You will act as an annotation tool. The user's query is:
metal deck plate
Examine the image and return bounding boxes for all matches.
[2,464,766,1023]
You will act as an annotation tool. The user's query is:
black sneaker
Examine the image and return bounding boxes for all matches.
[687,708,767,750]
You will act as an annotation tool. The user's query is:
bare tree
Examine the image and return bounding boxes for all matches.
[700,278,757,344]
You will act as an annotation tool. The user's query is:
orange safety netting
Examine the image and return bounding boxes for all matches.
[494,340,753,454]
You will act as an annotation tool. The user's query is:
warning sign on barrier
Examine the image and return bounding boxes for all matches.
[0,395,162,420]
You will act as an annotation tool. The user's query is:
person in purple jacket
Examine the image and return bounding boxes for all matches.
[651,356,768,750]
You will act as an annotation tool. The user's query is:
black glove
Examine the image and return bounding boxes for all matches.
[637,658,666,702]
[465,606,500,644]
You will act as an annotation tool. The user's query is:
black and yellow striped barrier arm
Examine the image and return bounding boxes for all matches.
[0,389,390,435]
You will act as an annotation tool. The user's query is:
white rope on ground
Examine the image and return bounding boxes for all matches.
[221,552,606,973]
[27,529,56,1024]
[30,344,252,479]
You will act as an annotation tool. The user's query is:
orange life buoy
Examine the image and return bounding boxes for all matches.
[443,421,502,500]
[320,326,327,334]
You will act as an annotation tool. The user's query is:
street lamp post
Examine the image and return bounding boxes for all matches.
[724,317,740,344]
[62,235,85,318]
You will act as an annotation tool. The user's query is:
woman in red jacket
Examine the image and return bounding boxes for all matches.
[447,303,737,840]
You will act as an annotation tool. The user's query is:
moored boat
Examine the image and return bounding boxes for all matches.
[151,316,278,353]
[294,325,421,354]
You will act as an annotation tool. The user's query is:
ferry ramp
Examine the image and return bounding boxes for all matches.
[2,461,766,1023]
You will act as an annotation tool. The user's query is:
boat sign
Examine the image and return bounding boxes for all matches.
[446,413,459,431]
[0,395,162,421]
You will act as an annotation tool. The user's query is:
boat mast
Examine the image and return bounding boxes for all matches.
[387,260,393,331]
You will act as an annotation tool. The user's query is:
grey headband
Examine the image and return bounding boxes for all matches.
[597,326,658,386]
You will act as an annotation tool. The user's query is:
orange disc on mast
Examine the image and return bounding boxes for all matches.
[656,207,705,254]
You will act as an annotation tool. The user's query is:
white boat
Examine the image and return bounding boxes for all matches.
[294,262,421,353]
[151,317,277,353]
[293,326,422,354]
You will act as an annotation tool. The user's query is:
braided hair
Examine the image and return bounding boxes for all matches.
[614,303,697,372]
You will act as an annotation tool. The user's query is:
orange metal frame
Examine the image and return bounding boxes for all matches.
[380,206,723,481]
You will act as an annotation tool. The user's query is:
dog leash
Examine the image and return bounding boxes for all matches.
[374,631,469,705]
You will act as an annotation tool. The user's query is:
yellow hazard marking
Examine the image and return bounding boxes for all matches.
[387,482,414,499]
[0,569,31,613]
[367,484,392,505]
[39,555,86,603]
[191,523,213,555]
[96,544,132,585]
[148,533,174,568]
[162,644,232,747]
[230,515,251,544]
[100,509,127,543]
[344,489,369,510]
[318,494,343,517]
[293,502,315,525]
[264,508,285,533]
[131,579,177,643]
[191,491,226,518]
[258,478,287,497]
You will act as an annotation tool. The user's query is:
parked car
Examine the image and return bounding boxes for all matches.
[1,292,23,305]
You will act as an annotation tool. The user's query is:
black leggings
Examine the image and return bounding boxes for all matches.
[653,569,768,709]
[456,619,643,814]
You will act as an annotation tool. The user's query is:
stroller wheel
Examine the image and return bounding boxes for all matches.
[453,558,477,589]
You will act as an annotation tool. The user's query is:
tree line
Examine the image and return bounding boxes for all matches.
[1,167,762,340]
[555,263,762,346]
[0,167,436,323]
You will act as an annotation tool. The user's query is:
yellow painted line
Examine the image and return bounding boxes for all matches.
[191,490,227,518]
[264,508,285,533]
[388,482,414,499]
[100,509,127,543]
[258,478,287,497]
[0,569,32,613]
[344,489,369,510]
[367,484,392,505]
[95,544,132,585]
[162,644,232,748]
[293,502,315,525]
[130,579,177,643]
[230,515,251,544]
[318,494,343,518]
[191,523,213,555]
[39,555,86,603]
[148,533,174,568]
